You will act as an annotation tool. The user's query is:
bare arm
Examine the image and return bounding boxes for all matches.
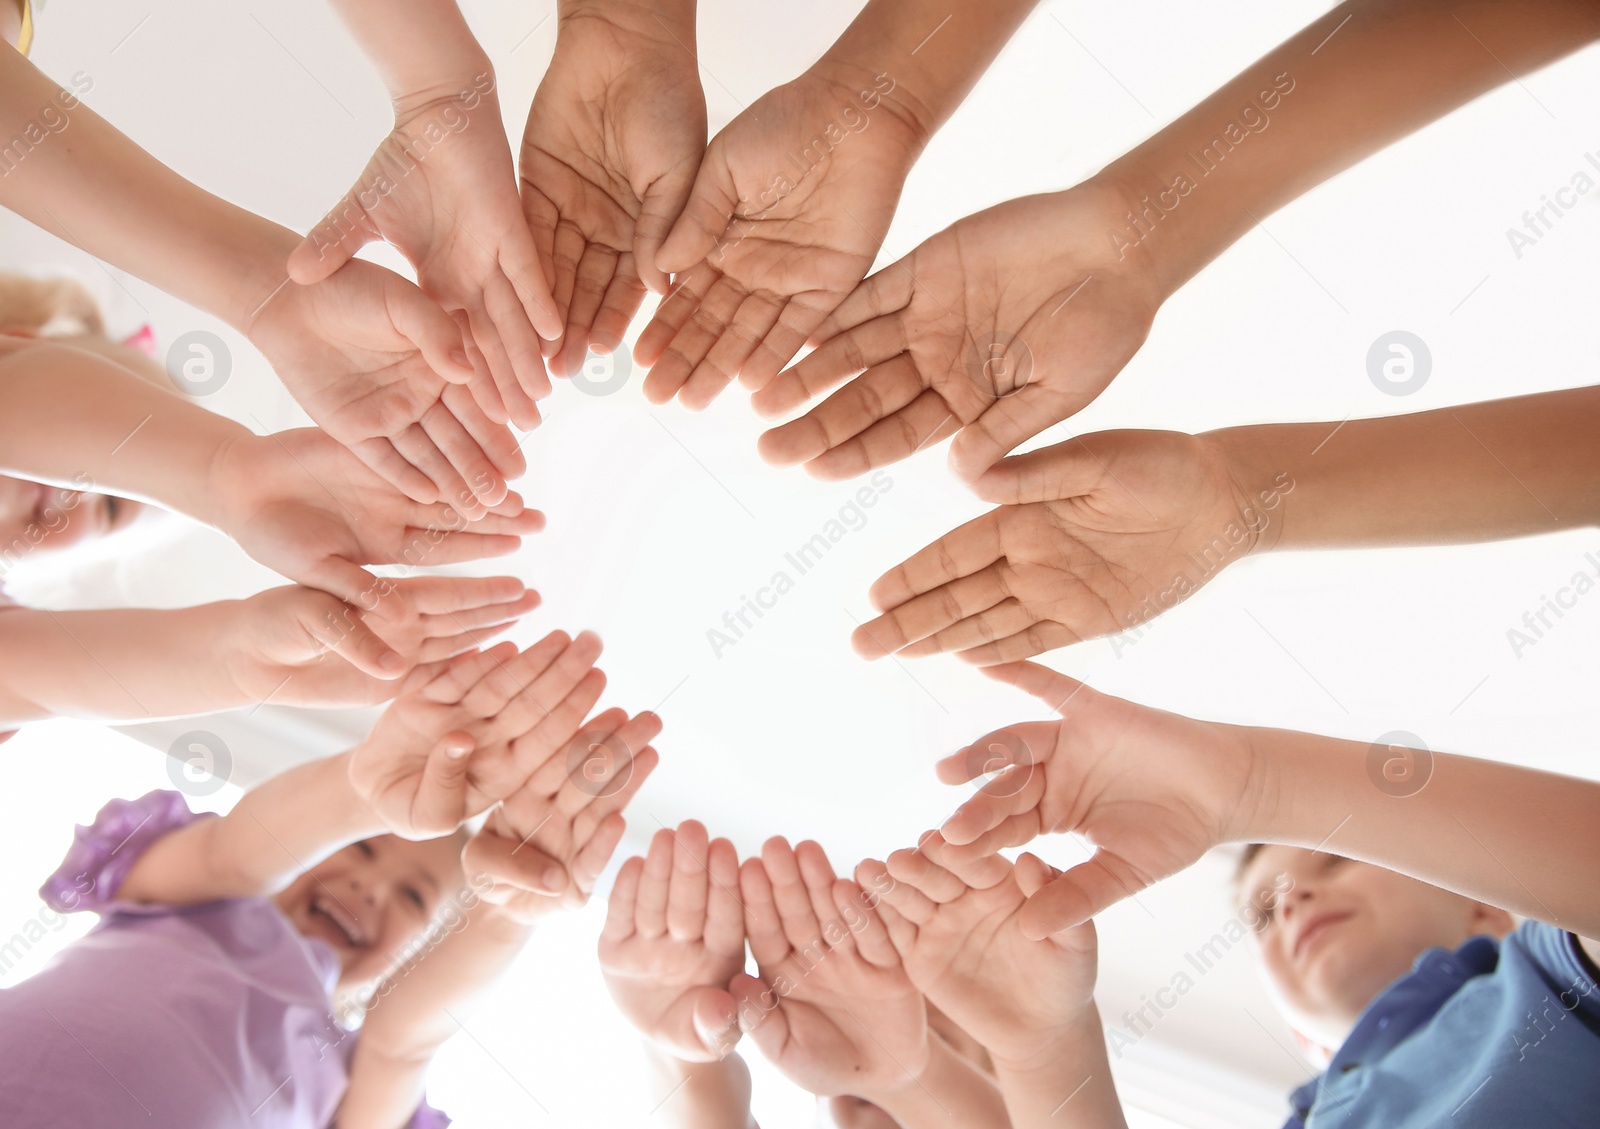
[1213,387,1600,552]
[118,751,385,905]
[644,1048,760,1129]
[1101,0,1600,299]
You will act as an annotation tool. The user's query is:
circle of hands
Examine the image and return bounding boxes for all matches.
[207,1,1305,1108]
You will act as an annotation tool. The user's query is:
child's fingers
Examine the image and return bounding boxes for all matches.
[567,744,658,838]
[703,838,745,958]
[600,854,647,945]
[739,856,788,970]
[794,841,850,955]
[418,589,541,637]
[456,630,574,716]
[385,574,528,615]
[551,709,662,813]
[415,618,522,663]
[1018,850,1144,941]
[979,661,1090,717]
[857,858,935,926]
[885,847,965,904]
[939,765,1048,847]
[477,631,605,738]
[833,879,898,970]
[873,897,918,956]
[301,596,405,679]
[666,820,712,942]
[408,731,475,835]
[464,827,569,897]
[570,811,627,899]
[1014,852,1062,900]
[635,827,676,939]
[761,837,824,954]
[933,722,1055,786]
[939,811,1045,861]
[917,830,1015,891]
[730,972,789,1049]
[420,642,519,705]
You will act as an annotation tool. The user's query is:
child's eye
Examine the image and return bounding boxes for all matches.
[403,886,425,910]
[356,841,375,858]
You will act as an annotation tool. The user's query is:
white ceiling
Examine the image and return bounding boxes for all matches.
[5,0,1599,1125]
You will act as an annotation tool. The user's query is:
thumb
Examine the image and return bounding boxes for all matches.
[969,435,1111,506]
[633,162,699,295]
[980,662,1089,717]
[386,277,476,383]
[301,554,382,609]
[410,731,475,835]
[690,986,743,1060]
[948,384,1069,484]
[655,157,738,275]
[288,192,381,286]
[1018,851,1145,941]
[729,972,788,1052]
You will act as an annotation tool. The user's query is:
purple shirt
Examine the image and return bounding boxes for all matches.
[0,790,449,1129]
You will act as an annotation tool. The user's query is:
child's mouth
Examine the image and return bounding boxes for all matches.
[308,894,368,948]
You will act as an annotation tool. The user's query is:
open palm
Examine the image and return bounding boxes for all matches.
[520,10,706,376]
[755,185,1163,481]
[636,66,925,409]
[854,429,1271,664]
[248,257,524,516]
[600,821,747,1063]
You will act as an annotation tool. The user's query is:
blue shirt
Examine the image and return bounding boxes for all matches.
[1284,922,1600,1128]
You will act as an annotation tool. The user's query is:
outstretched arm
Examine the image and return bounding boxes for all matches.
[0,46,517,513]
[938,663,1600,958]
[1212,386,1600,551]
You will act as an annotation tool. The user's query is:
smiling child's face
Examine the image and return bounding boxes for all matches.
[1237,847,1512,1054]
[273,834,466,988]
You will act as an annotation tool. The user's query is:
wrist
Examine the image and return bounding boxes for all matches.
[196,426,264,533]
[1205,425,1297,556]
[988,1005,1103,1077]
[808,52,936,152]
[558,0,697,42]
[389,54,498,125]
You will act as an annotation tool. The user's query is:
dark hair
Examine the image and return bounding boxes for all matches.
[1233,843,1267,888]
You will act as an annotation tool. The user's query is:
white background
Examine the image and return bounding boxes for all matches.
[2,0,1598,1126]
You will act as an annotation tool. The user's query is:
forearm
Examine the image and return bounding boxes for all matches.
[120,751,387,905]
[991,1009,1128,1129]
[0,339,247,522]
[323,0,492,111]
[817,0,1039,143]
[1238,725,1600,938]
[341,900,532,1129]
[0,602,256,726]
[869,1037,1011,1128]
[643,1046,758,1129]
[1211,387,1600,551]
[0,49,297,332]
[1095,0,1600,298]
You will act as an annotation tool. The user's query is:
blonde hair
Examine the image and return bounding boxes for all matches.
[0,273,106,338]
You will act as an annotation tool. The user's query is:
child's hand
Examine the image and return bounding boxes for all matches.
[520,7,706,375]
[288,91,562,431]
[754,185,1162,482]
[634,63,926,408]
[245,256,522,518]
[731,837,931,1102]
[228,575,536,709]
[859,834,1097,1069]
[599,820,747,1063]
[347,630,608,838]
[852,429,1273,664]
[938,661,1258,939]
[211,428,543,604]
[470,706,662,919]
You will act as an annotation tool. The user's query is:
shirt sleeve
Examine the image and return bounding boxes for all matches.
[1509,920,1600,1022]
[403,1100,451,1129]
[38,789,212,913]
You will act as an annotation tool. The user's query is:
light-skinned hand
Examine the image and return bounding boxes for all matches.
[346,629,610,836]
[859,834,1095,1068]
[937,661,1258,939]
[470,705,661,919]
[247,256,524,518]
[211,427,544,604]
[635,63,925,409]
[289,81,562,430]
[226,574,536,710]
[731,836,931,1102]
[754,185,1163,482]
[600,820,747,1063]
[854,429,1285,664]
[520,6,706,375]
